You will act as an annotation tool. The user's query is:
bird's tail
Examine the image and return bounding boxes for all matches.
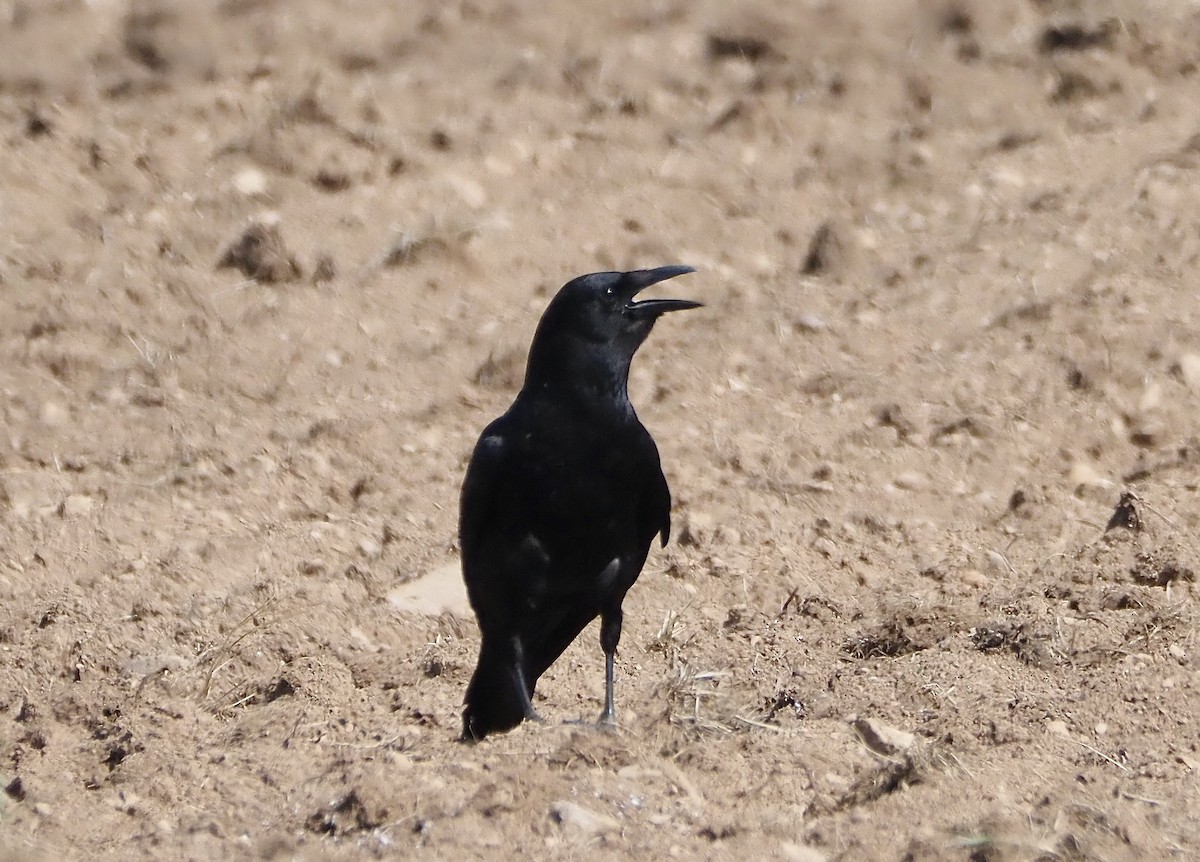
[461,638,533,742]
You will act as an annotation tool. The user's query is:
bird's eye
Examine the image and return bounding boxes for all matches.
[605,286,614,298]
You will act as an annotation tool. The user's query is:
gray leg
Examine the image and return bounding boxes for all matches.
[598,609,622,725]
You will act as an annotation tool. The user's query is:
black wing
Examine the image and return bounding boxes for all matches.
[638,432,673,548]
[459,427,507,583]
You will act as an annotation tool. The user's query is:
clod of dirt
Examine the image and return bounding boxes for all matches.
[421,656,448,678]
[24,109,52,138]
[1049,70,1104,103]
[876,403,916,440]
[299,559,326,577]
[105,744,129,770]
[970,620,1052,667]
[1128,417,1163,449]
[1054,802,1133,851]
[1099,589,1144,611]
[59,494,96,518]
[468,781,517,818]
[387,563,471,616]
[779,592,842,620]
[851,717,916,757]
[123,6,172,72]
[906,76,933,113]
[706,34,776,63]
[931,415,986,444]
[1104,491,1142,533]
[801,222,841,276]
[312,164,351,192]
[1175,353,1200,390]
[472,349,523,390]
[260,677,296,704]
[1068,461,1109,492]
[550,800,620,836]
[101,729,140,771]
[939,6,972,35]
[985,299,1053,329]
[348,477,371,502]
[1039,22,1114,54]
[844,621,919,659]
[890,471,927,492]
[677,510,716,547]
[16,731,44,756]
[305,790,383,836]
[762,690,806,723]
[846,606,956,660]
[312,254,336,283]
[792,311,829,333]
[217,222,302,283]
[834,746,922,811]
[996,130,1039,151]
[382,231,449,267]
[698,824,738,841]
[708,100,747,133]
[1130,551,1194,587]
[548,730,636,772]
[232,168,267,196]
[780,842,828,862]
[5,776,26,801]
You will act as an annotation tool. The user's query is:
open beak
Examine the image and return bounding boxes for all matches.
[622,265,702,319]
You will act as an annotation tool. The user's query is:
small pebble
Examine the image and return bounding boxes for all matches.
[61,494,95,517]
[1068,462,1108,488]
[1179,353,1200,390]
[781,842,829,862]
[892,471,927,491]
[550,801,619,836]
[40,401,68,427]
[959,569,989,589]
[233,168,267,196]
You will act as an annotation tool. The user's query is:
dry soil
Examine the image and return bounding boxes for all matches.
[2,1,1200,860]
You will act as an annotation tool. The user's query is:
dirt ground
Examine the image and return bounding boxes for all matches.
[2,0,1200,859]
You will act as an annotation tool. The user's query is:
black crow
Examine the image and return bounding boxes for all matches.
[460,265,700,740]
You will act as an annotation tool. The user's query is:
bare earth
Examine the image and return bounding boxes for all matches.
[2,1,1200,859]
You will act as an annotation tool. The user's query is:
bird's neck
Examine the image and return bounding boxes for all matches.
[524,341,636,413]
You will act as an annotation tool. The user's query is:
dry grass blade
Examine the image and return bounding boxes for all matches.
[196,593,281,706]
[654,656,772,735]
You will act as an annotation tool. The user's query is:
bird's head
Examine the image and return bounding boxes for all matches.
[538,264,700,349]
[520,266,700,398]
[523,266,701,397]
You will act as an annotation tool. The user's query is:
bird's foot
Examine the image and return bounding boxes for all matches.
[560,714,618,733]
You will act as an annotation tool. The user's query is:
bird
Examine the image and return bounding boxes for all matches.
[459,265,701,741]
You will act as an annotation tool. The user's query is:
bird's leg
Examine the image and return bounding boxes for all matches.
[600,651,616,725]
[598,609,623,726]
